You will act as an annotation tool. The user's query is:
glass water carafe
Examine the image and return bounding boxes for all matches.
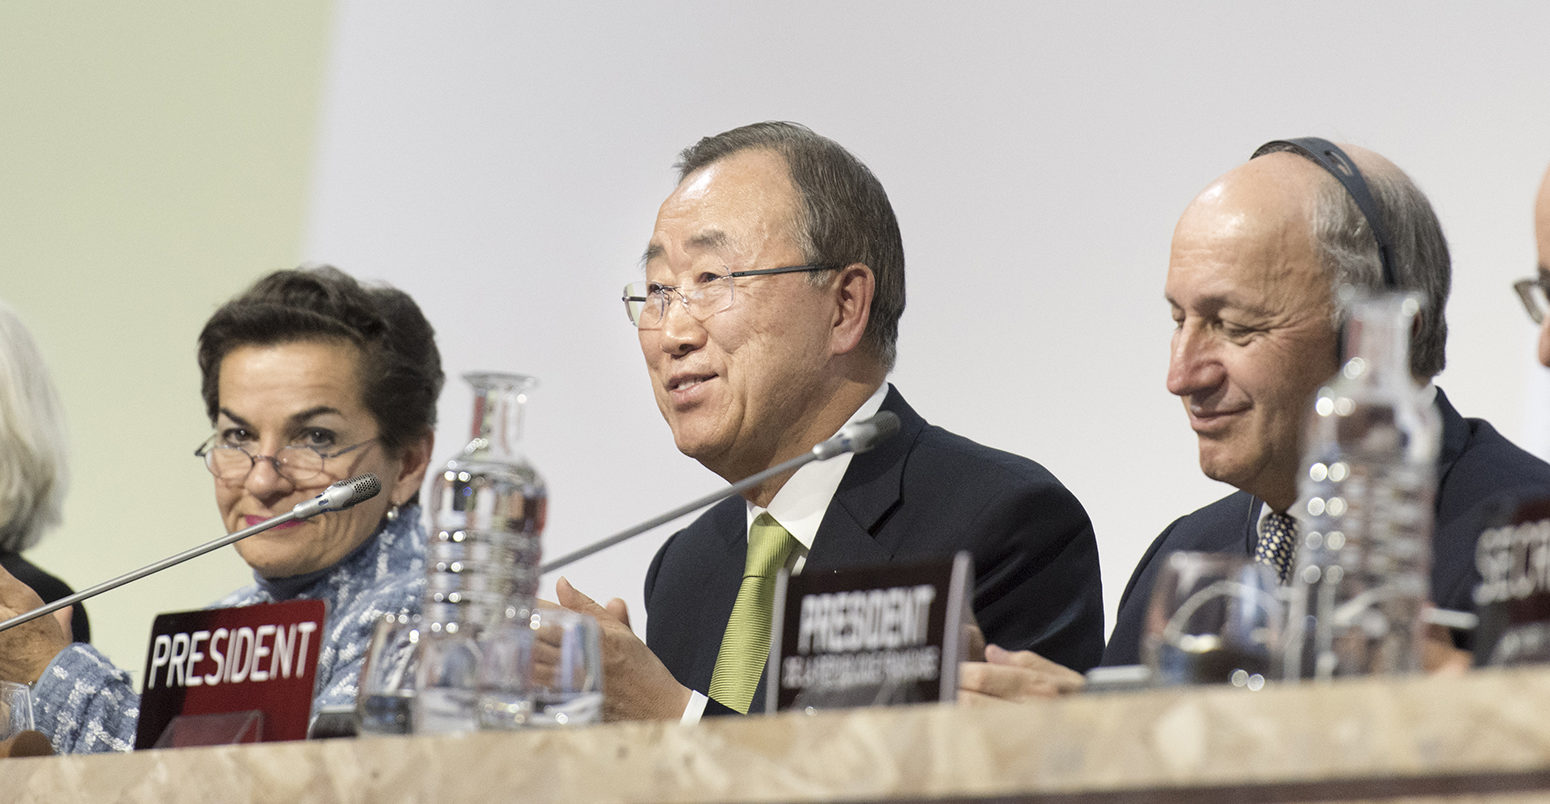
[1283,290,1441,680]
[413,373,548,733]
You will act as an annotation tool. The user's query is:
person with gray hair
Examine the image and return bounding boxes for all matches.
[1099,139,1550,667]
[0,300,89,643]
[559,121,1104,720]
[960,139,1550,703]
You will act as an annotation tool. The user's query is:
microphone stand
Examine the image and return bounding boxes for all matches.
[541,410,900,574]
[0,512,301,633]
[0,473,382,634]
[540,450,814,574]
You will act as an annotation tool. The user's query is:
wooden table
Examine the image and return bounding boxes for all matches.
[6,667,1550,802]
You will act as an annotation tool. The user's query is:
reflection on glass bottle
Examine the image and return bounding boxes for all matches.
[356,612,420,736]
[413,620,481,734]
[477,612,536,730]
[414,373,548,734]
[1283,289,1441,680]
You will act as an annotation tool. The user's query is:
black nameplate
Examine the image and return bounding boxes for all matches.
[765,552,971,713]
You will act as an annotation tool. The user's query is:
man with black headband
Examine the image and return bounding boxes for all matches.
[1101,140,1550,666]
[959,141,1550,701]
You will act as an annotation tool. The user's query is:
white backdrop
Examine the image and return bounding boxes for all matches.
[304,1,1550,639]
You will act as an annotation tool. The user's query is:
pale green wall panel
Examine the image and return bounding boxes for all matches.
[0,2,336,687]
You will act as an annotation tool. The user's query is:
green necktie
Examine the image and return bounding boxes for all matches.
[707,513,795,714]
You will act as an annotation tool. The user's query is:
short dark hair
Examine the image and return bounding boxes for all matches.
[197,265,444,454]
[675,121,905,370]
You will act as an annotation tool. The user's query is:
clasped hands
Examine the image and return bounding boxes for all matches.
[537,583,1474,718]
[542,579,1085,717]
[540,577,691,722]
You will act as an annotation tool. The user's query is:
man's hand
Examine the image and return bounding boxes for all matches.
[1422,623,1472,676]
[963,622,986,662]
[0,565,70,684]
[958,644,1085,705]
[555,577,691,721]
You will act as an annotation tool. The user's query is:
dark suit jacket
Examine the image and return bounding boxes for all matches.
[1103,388,1550,666]
[645,386,1105,714]
[1,551,90,643]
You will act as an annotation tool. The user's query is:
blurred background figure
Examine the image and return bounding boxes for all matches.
[1515,162,1550,368]
[0,299,89,643]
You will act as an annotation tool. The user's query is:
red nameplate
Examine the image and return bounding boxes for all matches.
[134,599,326,749]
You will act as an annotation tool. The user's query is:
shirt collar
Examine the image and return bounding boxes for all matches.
[1255,500,1301,533]
[745,383,888,557]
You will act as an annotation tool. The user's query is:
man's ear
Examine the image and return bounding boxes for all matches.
[829,262,875,356]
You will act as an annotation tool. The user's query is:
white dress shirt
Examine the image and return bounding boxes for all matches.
[680,383,887,722]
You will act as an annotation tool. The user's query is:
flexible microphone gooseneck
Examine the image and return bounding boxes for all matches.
[540,411,902,574]
[0,473,383,634]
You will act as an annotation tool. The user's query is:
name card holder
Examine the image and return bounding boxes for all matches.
[765,552,972,714]
[1474,496,1550,667]
[135,599,326,749]
[152,710,264,749]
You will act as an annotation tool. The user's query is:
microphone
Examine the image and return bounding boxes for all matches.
[0,473,383,634]
[541,411,902,573]
[291,473,383,519]
[812,411,901,460]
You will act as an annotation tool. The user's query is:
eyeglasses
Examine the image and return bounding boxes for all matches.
[1513,272,1550,324]
[622,264,839,329]
[195,435,378,485]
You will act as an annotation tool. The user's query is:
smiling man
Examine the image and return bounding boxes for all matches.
[1100,140,1550,667]
[559,121,1103,720]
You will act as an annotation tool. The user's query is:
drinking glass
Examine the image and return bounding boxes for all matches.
[0,680,32,739]
[476,614,535,730]
[526,607,603,727]
[1142,551,1285,689]
[356,612,419,735]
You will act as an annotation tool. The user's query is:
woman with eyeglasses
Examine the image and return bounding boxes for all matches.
[0,265,441,753]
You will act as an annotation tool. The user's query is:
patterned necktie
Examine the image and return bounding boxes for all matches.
[1256,511,1299,584]
[707,513,796,714]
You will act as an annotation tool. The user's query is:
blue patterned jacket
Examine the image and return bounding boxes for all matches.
[31,506,426,753]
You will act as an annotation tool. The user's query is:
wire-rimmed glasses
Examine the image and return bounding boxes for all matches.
[622,263,839,329]
[195,436,378,485]
[1513,272,1550,325]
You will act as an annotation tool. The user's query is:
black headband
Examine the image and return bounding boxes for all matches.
[1251,137,1398,289]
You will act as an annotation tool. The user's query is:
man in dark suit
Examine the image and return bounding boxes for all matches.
[1102,142,1550,667]
[559,121,1103,720]
[958,141,1550,702]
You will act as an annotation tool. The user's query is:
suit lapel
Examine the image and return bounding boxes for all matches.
[1239,492,1261,556]
[806,386,924,571]
[1432,387,1470,486]
[754,387,921,710]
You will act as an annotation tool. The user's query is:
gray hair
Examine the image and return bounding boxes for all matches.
[0,300,68,553]
[1262,143,1451,378]
[675,121,906,371]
